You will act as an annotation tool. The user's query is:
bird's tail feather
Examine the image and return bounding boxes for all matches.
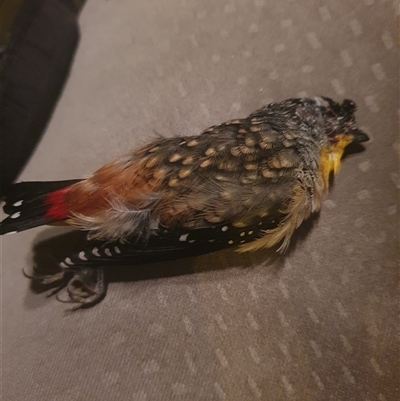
[0,179,82,235]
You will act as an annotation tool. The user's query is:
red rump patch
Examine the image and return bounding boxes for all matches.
[44,188,69,220]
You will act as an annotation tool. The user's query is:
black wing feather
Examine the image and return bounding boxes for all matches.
[58,217,280,267]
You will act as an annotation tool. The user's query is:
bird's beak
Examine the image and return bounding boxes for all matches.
[350,129,369,143]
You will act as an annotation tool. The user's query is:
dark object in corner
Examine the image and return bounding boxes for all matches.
[0,0,83,196]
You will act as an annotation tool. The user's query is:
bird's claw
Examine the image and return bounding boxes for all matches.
[27,265,106,309]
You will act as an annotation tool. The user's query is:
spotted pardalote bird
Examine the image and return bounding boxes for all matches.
[0,96,369,307]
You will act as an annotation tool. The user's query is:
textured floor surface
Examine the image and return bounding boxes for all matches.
[1,0,399,400]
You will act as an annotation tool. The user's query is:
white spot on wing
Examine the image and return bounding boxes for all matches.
[11,212,21,219]
[13,200,23,207]
[64,257,73,265]
[79,251,88,261]
[221,226,228,232]
[105,248,112,257]
[114,246,121,254]
[59,262,68,268]
[92,247,101,257]
[180,234,189,242]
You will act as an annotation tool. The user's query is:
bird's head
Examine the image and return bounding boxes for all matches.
[318,97,369,146]
[314,97,370,189]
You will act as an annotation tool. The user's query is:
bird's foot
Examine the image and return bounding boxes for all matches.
[26,265,106,310]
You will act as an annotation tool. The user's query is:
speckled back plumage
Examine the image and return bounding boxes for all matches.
[58,96,368,252]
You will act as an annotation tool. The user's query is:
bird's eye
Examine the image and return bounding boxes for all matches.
[342,99,356,114]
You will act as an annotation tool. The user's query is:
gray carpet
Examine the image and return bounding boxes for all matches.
[2,0,399,400]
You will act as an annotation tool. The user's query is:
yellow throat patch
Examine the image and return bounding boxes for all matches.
[319,134,353,191]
